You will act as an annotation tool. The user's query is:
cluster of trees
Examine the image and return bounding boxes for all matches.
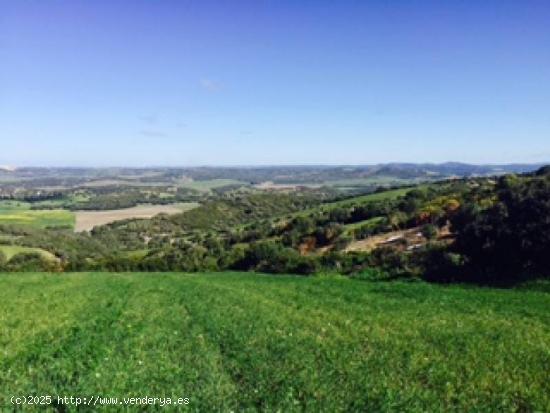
[412,169,550,285]
[62,239,402,277]
[0,190,64,203]
[241,184,465,254]
[68,187,200,211]
[448,172,550,283]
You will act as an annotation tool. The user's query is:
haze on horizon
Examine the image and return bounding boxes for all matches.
[1,1,549,167]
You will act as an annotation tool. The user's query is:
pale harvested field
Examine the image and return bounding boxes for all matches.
[254,181,323,190]
[74,203,199,232]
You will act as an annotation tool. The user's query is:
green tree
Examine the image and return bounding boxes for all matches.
[452,174,550,283]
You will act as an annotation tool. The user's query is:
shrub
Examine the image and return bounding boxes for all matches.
[421,224,438,240]
[370,247,416,279]
[351,267,390,281]
[415,244,465,283]
[5,252,57,272]
[333,234,352,251]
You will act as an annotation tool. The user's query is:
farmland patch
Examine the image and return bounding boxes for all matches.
[74,202,199,231]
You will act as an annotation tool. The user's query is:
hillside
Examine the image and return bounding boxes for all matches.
[0,272,548,411]
[0,166,548,286]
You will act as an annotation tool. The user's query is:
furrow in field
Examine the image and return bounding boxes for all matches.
[0,273,548,412]
[181,274,550,412]
[84,274,238,411]
[178,276,377,411]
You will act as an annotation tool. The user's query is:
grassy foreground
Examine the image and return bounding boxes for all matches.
[0,273,548,412]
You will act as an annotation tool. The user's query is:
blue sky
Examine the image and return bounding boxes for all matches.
[1,0,549,166]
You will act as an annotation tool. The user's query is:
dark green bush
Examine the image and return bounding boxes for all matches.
[421,223,438,240]
[4,252,57,272]
[451,174,550,284]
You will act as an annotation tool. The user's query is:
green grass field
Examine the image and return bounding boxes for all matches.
[329,186,413,207]
[0,201,75,229]
[0,272,548,412]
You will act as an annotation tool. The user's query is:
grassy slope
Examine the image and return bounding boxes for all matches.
[0,201,75,229]
[343,216,385,233]
[327,186,414,207]
[0,245,57,261]
[285,187,412,222]
[0,272,548,412]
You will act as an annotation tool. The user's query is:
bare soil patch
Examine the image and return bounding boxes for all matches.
[74,203,198,232]
[345,225,454,253]
[346,227,426,252]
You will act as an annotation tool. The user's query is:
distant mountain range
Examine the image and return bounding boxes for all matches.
[165,162,546,183]
[364,162,544,179]
[0,162,545,187]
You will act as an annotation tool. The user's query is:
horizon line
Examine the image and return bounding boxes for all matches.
[1,161,548,170]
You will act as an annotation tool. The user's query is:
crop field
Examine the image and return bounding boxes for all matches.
[322,176,417,188]
[74,203,199,232]
[254,181,324,190]
[177,179,247,192]
[0,272,548,412]
[0,201,75,229]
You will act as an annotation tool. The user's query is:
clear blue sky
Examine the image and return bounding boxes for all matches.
[1,0,549,166]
